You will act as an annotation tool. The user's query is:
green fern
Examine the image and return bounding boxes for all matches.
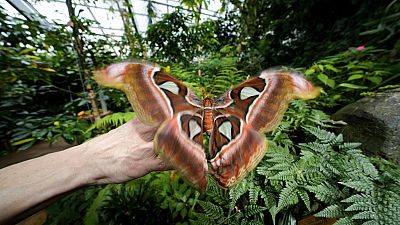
[277,182,299,210]
[193,99,400,225]
[197,201,224,220]
[333,217,356,225]
[244,204,267,218]
[315,204,345,218]
[229,179,250,210]
[86,112,135,132]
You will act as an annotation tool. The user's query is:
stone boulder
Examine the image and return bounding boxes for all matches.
[332,88,400,164]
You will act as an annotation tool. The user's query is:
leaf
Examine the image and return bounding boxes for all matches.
[338,83,368,89]
[84,185,113,225]
[324,64,340,73]
[244,205,267,218]
[367,76,382,84]
[19,48,36,54]
[339,180,374,193]
[40,67,57,72]
[297,189,311,211]
[229,181,249,209]
[11,138,34,145]
[317,74,335,88]
[305,68,315,75]
[347,74,364,81]
[315,204,344,218]
[278,183,299,210]
[198,201,223,220]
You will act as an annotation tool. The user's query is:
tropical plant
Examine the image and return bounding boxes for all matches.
[193,102,400,225]
[304,46,399,109]
[145,8,220,65]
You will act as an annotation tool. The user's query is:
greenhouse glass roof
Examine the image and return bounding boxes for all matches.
[4,0,223,39]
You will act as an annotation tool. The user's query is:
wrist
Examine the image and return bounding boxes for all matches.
[61,143,99,187]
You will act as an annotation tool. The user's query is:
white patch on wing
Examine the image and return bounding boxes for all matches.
[159,81,180,95]
[240,87,260,100]
[218,121,232,140]
[245,80,269,124]
[189,119,202,140]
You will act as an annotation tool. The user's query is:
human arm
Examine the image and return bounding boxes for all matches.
[0,118,169,224]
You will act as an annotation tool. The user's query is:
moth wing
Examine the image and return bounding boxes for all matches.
[154,111,208,192]
[215,70,320,133]
[94,62,202,127]
[210,70,319,187]
[209,115,267,188]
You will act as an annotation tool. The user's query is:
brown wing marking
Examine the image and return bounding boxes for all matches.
[94,62,199,127]
[209,115,267,188]
[215,70,319,133]
[154,111,208,192]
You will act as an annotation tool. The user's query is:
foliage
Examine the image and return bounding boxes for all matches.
[45,187,103,225]
[304,46,400,109]
[2,0,400,224]
[9,113,90,151]
[0,4,120,153]
[146,8,220,65]
[47,172,199,225]
[193,102,400,224]
[228,0,397,69]
[86,112,135,134]
[170,45,245,97]
[359,0,400,45]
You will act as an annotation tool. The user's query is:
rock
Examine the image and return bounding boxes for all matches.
[332,88,400,164]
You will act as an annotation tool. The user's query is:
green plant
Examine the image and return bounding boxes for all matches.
[86,112,135,134]
[76,172,198,225]
[0,5,121,153]
[304,46,399,109]
[170,46,245,97]
[146,8,220,65]
[192,102,400,225]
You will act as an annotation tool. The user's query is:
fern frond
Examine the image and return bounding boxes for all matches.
[297,189,311,211]
[277,182,299,210]
[303,126,342,145]
[86,112,135,132]
[345,201,374,212]
[346,149,379,179]
[341,193,372,204]
[84,185,113,225]
[192,214,216,225]
[267,162,292,171]
[260,190,277,208]
[207,176,229,205]
[333,217,356,225]
[269,169,296,181]
[339,180,374,194]
[198,201,224,220]
[266,151,295,163]
[229,181,249,209]
[299,142,331,153]
[351,211,376,220]
[244,204,267,218]
[306,182,344,204]
[315,204,345,218]
[339,142,362,150]
[248,183,260,205]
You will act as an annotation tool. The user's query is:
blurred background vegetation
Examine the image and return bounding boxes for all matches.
[1,0,400,224]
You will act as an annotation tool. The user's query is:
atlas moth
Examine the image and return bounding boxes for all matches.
[94,62,320,192]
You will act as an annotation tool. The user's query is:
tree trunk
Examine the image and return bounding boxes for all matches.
[66,0,100,121]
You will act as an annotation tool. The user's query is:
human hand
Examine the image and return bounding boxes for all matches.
[80,117,171,185]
